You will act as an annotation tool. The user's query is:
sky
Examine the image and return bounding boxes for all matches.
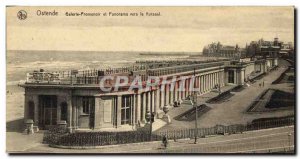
[7,6,294,52]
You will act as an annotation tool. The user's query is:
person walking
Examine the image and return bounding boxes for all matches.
[162,135,168,149]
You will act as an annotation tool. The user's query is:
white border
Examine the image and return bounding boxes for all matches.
[1,0,298,159]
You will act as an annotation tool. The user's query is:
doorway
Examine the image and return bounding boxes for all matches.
[38,95,57,129]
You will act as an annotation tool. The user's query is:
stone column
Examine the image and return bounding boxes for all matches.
[160,85,165,109]
[165,84,169,105]
[202,75,205,93]
[214,73,216,88]
[182,79,185,98]
[186,78,190,97]
[136,93,141,122]
[169,83,174,106]
[147,91,151,111]
[142,93,146,122]
[220,71,223,86]
[212,73,215,88]
[178,81,182,102]
[151,90,155,112]
[216,72,219,86]
[117,95,122,127]
[66,94,73,131]
[205,74,209,92]
[205,74,208,92]
[174,81,178,102]
[155,89,160,113]
[201,75,204,94]
[132,94,136,126]
[198,76,201,93]
[209,74,212,90]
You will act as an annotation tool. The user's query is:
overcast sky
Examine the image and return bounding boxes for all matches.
[7,6,294,52]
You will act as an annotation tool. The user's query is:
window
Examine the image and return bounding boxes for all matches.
[121,95,132,125]
[82,97,94,114]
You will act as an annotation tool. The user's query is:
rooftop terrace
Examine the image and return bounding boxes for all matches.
[23,59,230,86]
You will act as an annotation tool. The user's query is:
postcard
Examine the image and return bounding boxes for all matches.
[6,6,295,154]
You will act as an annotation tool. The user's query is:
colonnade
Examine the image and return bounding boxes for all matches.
[121,70,225,126]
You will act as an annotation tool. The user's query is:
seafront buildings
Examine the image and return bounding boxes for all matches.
[20,56,278,132]
[203,37,293,59]
[202,42,246,58]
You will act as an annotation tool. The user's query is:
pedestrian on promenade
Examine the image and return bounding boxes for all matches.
[162,135,168,148]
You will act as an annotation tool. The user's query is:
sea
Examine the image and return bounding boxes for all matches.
[7,50,207,85]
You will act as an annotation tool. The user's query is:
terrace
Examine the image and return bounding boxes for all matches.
[23,60,228,86]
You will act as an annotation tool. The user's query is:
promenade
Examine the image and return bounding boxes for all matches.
[157,59,294,131]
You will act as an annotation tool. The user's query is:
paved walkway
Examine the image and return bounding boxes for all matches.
[156,59,294,131]
[6,131,44,153]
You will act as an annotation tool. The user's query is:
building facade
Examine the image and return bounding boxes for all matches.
[202,42,246,58]
[20,58,277,132]
[246,37,293,58]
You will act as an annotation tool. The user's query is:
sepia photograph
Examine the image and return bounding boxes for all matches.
[6,6,295,154]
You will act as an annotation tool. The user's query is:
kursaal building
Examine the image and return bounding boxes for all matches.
[19,56,278,132]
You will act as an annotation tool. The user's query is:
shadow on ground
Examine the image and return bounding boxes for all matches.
[6,118,24,132]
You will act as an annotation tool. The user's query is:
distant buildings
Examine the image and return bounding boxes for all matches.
[203,42,246,59]
[203,37,294,59]
[246,37,294,58]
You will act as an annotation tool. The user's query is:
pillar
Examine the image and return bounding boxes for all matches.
[174,81,178,102]
[214,72,216,88]
[160,85,165,108]
[178,81,182,102]
[207,74,209,91]
[206,74,208,91]
[117,95,122,127]
[170,83,174,105]
[142,93,146,122]
[165,84,169,105]
[186,78,190,97]
[155,89,160,113]
[147,91,151,111]
[67,94,73,131]
[201,75,204,94]
[209,73,213,91]
[198,76,201,93]
[132,94,136,126]
[136,93,141,122]
[151,90,155,112]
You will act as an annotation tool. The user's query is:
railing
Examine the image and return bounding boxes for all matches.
[43,117,294,147]
[25,61,227,85]
[147,62,225,76]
